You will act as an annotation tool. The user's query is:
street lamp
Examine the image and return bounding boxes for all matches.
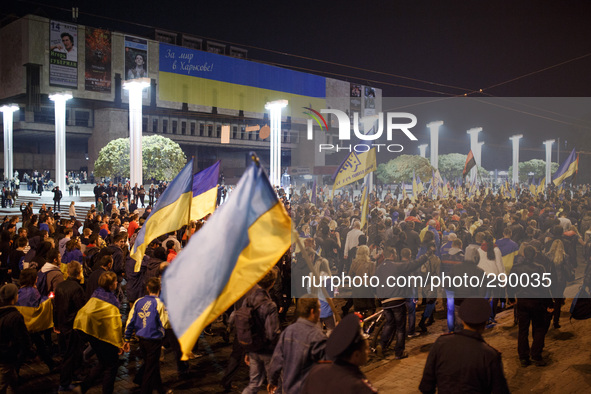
[265,100,288,187]
[509,134,523,185]
[123,78,150,187]
[427,121,443,169]
[418,144,428,158]
[543,139,554,185]
[0,104,19,182]
[49,92,73,191]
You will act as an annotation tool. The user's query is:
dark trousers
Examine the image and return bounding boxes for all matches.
[136,338,165,394]
[380,304,406,357]
[406,299,416,334]
[54,200,60,211]
[221,336,245,389]
[59,330,82,388]
[553,298,565,325]
[164,329,188,374]
[31,331,54,370]
[517,299,549,360]
[81,337,119,394]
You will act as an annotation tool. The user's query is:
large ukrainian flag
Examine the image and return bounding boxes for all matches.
[552,148,577,186]
[73,297,123,348]
[15,299,54,333]
[131,160,194,271]
[190,161,220,221]
[161,158,291,360]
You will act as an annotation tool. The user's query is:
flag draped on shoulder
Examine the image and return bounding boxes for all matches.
[161,156,291,360]
[190,161,220,221]
[131,160,194,271]
[73,297,123,348]
[15,299,53,333]
[463,150,476,178]
[552,148,577,186]
[332,148,377,194]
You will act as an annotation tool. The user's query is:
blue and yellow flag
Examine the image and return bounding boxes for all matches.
[161,158,291,360]
[190,161,220,221]
[332,148,376,194]
[552,148,577,186]
[131,160,194,271]
[73,297,123,348]
[15,299,54,333]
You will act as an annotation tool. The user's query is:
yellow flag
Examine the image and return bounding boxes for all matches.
[74,297,123,348]
[15,299,54,333]
[332,149,377,194]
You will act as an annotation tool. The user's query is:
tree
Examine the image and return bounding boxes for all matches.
[508,159,559,183]
[376,155,433,184]
[94,135,187,182]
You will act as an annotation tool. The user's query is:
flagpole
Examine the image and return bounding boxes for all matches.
[292,227,341,323]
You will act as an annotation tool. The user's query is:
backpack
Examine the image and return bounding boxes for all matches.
[36,270,49,296]
[84,247,101,277]
[234,294,270,352]
[570,286,591,320]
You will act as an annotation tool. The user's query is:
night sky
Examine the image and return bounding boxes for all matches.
[2,1,591,175]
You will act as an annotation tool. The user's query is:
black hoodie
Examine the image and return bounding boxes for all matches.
[0,305,32,365]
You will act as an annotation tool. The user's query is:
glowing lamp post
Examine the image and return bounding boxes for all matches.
[265,100,288,187]
[123,78,150,187]
[1,104,19,182]
[509,134,523,185]
[544,139,554,185]
[427,121,443,169]
[418,144,428,158]
[49,92,72,191]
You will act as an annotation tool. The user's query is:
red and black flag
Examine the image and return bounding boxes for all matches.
[462,150,476,178]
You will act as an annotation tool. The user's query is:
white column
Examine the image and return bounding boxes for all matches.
[123,78,150,187]
[49,93,72,191]
[427,121,443,169]
[418,144,428,158]
[1,105,19,181]
[544,139,555,185]
[467,127,482,181]
[510,134,523,185]
[265,100,288,186]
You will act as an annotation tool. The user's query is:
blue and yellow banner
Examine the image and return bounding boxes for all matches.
[332,148,377,194]
[161,158,291,360]
[74,297,123,348]
[131,160,194,270]
[15,299,54,333]
[158,43,326,114]
[190,161,220,221]
[552,148,577,186]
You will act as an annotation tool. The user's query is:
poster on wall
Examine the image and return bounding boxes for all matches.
[49,20,78,88]
[350,83,362,112]
[85,27,111,93]
[364,86,376,116]
[124,36,148,80]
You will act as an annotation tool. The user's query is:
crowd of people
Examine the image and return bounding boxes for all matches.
[0,177,590,393]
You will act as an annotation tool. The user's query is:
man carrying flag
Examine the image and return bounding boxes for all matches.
[161,154,291,361]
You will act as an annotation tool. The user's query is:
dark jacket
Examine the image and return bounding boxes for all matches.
[0,305,32,365]
[376,255,429,303]
[124,256,148,304]
[86,267,108,300]
[54,278,86,333]
[246,285,280,355]
[419,329,509,394]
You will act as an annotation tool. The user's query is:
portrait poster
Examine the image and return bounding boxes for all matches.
[350,83,362,113]
[85,27,111,93]
[125,36,148,81]
[49,20,78,88]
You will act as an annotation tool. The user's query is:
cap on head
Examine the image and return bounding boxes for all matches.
[458,298,491,325]
[0,283,18,305]
[326,314,364,359]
